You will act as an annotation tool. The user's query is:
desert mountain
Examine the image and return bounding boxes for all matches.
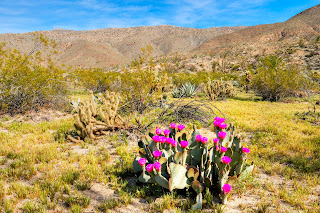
[0,25,246,68]
[196,4,320,53]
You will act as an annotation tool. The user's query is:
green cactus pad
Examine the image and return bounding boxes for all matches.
[238,164,254,181]
[132,157,143,172]
[191,180,204,194]
[169,163,189,190]
[187,168,195,178]
[155,175,169,189]
[174,152,182,164]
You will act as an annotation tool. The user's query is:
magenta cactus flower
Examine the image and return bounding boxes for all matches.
[180,140,189,148]
[214,117,225,123]
[171,140,178,147]
[154,162,161,171]
[153,150,162,158]
[220,146,227,153]
[146,164,154,173]
[222,183,231,194]
[242,147,250,153]
[138,158,147,166]
[219,123,228,129]
[152,135,160,143]
[142,98,145,101]
[155,127,162,135]
[196,135,202,142]
[160,136,166,144]
[163,129,170,136]
[201,137,208,144]
[214,120,221,127]
[218,131,227,139]
[213,138,219,144]
[222,156,232,164]
[166,137,174,144]
[170,123,176,129]
[177,124,185,131]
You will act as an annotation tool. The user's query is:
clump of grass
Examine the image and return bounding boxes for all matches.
[64,195,91,208]
[21,201,45,213]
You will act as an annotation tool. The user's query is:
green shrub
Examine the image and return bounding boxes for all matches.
[0,38,68,114]
[251,55,313,101]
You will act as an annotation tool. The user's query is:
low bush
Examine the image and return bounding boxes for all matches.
[251,55,314,101]
[0,36,68,114]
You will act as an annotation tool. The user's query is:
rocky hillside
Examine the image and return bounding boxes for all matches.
[0,25,246,68]
[196,5,320,53]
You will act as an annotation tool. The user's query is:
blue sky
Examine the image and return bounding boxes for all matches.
[0,0,319,33]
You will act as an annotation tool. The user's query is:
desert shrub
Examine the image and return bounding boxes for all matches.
[0,38,68,114]
[74,68,120,92]
[203,79,235,100]
[116,46,171,114]
[251,55,313,101]
[170,70,237,88]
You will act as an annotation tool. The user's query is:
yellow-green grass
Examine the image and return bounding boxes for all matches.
[0,91,319,212]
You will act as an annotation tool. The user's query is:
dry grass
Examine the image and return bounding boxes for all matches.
[0,91,319,212]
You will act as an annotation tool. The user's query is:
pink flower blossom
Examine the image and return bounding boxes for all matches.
[218,131,227,139]
[142,99,145,101]
[180,140,189,148]
[156,127,162,135]
[214,117,225,123]
[214,120,221,127]
[177,124,185,131]
[201,137,208,144]
[216,145,219,151]
[163,129,170,136]
[146,164,154,173]
[170,123,176,129]
[196,135,203,142]
[138,158,147,166]
[213,138,219,144]
[222,183,231,194]
[242,147,250,153]
[221,146,227,153]
[160,136,166,144]
[219,123,228,129]
[153,150,162,158]
[154,162,161,171]
[171,140,178,147]
[222,156,232,164]
[166,137,174,144]
[152,135,160,143]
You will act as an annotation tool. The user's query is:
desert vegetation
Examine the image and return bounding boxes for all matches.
[0,31,319,213]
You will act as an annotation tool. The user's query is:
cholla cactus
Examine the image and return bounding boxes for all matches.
[68,91,127,142]
[133,118,254,210]
[204,79,234,100]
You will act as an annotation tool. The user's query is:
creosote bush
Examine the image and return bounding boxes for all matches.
[0,36,68,114]
[251,55,314,101]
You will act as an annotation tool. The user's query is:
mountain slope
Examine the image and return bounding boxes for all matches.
[0,25,246,68]
[196,4,320,53]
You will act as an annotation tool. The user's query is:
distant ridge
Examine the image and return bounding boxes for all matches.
[0,25,246,68]
[0,5,319,68]
[196,4,320,53]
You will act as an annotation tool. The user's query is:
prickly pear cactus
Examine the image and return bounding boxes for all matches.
[133,118,254,210]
